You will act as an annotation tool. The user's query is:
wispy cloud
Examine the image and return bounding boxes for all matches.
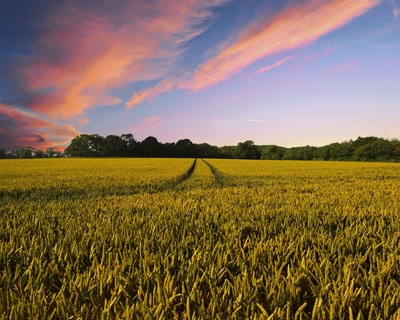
[333,59,360,73]
[0,104,78,150]
[126,78,181,109]
[184,0,379,91]
[390,0,400,18]
[4,0,229,147]
[245,56,294,78]
[178,117,271,123]
[132,116,161,133]
[12,0,229,119]
[126,0,379,107]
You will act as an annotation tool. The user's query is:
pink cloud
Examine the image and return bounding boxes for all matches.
[126,78,181,109]
[5,0,229,147]
[333,59,360,73]
[132,116,161,133]
[246,56,294,78]
[18,0,228,119]
[0,104,78,150]
[184,0,379,91]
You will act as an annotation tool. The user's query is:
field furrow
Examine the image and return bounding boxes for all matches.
[202,158,230,186]
[177,158,216,190]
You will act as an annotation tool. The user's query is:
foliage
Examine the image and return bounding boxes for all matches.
[1,158,400,318]
[2,135,399,162]
[63,134,228,159]
[260,137,400,162]
[235,140,261,159]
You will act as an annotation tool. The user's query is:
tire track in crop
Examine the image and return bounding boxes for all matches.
[201,159,228,186]
[172,158,197,186]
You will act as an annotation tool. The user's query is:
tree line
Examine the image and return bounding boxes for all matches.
[1,134,399,162]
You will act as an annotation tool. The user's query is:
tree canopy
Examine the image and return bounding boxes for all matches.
[1,135,399,162]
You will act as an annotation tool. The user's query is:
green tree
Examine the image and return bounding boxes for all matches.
[235,140,261,159]
[120,134,136,156]
[140,136,161,157]
[35,150,46,158]
[64,134,105,157]
[45,147,55,158]
[261,145,286,160]
[103,135,126,157]
[196,143,222,158]
[353,139,399,162]
[176,139,196,158]
[11,146,34,158]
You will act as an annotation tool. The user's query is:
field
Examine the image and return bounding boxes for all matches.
[1,158,400,319]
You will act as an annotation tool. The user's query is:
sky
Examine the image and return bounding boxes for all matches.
[0,0,399,150]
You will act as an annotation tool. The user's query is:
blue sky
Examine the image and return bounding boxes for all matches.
[0,0,399,149]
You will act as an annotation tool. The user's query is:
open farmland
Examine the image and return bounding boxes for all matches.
[1,159,400,319]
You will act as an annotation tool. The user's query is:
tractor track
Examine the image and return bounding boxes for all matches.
[201,159,227,186]
[173,158,197,185]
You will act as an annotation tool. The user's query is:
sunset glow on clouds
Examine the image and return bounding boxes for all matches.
[245,56,295,78]
[0,104,78,150]
[133,116,162,133]
[185,0,380,91]
[18,0,228,118]
[1,0,399,149]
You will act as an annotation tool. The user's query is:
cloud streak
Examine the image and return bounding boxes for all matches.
[132,116,161,133]
[3,0,229,147]
[126,0,379,107]
[126,78,182,109]
[391,0,400,18]
[18,0,228,118]
[247,56,294,77]
[184,0,379,91]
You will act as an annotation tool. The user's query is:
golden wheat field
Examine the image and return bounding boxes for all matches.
[1,158,400,319]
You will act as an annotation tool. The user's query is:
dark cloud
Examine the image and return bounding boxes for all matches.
[0,104,78,150]
[35,135,46,143]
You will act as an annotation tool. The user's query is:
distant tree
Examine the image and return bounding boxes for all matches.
[121,133,137,156]
[219,146,235,158]
[64,134,105,157]
[140,136,161,157]
[261,145,286,160]
[353,138,399,162]
[235,140,261,159]
[90,134,105,155]
[60,133,400,162]
[103,135,126,157]
[35,149,46,158]
[196,143,222,158]
[352,136,380,149]
[324,142,352,161]
[11,146,34,159]
[314,145,330,160]
[176,139,196,158]
[0,148,6,159]
[45,147,56,158]
[161,142,177,157]
[65,135,90,157]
